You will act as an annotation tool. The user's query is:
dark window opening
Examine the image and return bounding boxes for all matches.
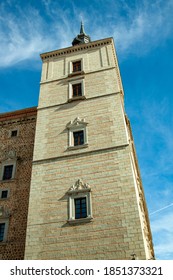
[73,130,84,146]
[1,190,8,199]
[3,165,13,180]
[72,83,82,97]
[11,130,18,137]
[73,61,81,72]
[75,197,87,219]
[0,223,5,242]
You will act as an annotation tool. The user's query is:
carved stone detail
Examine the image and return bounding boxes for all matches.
[66,117,88,129]
[2,150,17,161]
[68,179,90,193]
[0,206,10,218]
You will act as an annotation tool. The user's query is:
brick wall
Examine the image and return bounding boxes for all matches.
[0,108,36,259]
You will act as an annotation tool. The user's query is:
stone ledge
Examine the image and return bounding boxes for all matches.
[68,216,93,225]
[67,143,89,151]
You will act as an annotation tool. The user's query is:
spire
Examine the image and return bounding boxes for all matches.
[72,22,91,46]
[80,21,86,34]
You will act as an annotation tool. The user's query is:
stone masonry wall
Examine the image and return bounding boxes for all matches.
[25,146,146,260]
[25,38,153,259]
[0,108,36,259]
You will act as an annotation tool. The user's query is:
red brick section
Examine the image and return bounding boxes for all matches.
[0,107,37,259]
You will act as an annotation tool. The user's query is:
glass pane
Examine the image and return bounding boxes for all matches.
[73,61,81,72]
[11,130,17,137]
[75,198,87,219]
[73,131,84,146]
[1,190,8,199]
[3,165,13,180]
[72,83,82,97]
[0,223,5,242]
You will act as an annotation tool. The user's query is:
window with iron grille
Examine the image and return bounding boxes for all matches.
[2,165,13,180]
[0,223,5,242]
[74,197,87,219]
[73,130,84,146]
[72,83,82,97]
[73,61,81,72]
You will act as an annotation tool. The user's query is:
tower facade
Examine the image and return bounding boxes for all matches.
[25,27,154,259]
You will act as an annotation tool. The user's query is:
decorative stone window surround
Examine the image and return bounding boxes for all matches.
[67,179,93,224]
[69,58,84,75]
[68,79,85,102]
[66,117,88,149]
[0,151,17,181]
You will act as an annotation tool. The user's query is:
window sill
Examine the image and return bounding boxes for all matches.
[68,96,86,102]
[67,143,88,151]
[0,241,7,245]
[0,179,15,183]
[68,71,85,77]
[68,216,93,224]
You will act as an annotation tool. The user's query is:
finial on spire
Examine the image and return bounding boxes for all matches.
[80,21,85,34]
[72,22,91,46]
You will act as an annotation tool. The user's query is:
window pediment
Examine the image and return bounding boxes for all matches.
[66,117,88,129]
[0,206,10,219]
[68,179,91,194]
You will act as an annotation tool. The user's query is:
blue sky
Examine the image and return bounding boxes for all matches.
[1,0,173,260]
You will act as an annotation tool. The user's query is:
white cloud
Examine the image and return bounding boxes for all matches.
[0,3,54,67]
[0,0,173,67]
[111,0,173,57]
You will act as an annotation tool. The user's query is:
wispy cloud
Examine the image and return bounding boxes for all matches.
[113,0,173,57]
[128,96,173,259]
[131,98,173,208]
[0,0,173,67]
[0,3,54,67]
[150,211,173,259]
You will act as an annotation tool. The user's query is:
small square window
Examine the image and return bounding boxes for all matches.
[1,190,8,199]
[2,165,13,180]
[11,130,18,137]
[0,223,5,242]
[73,130,84,146]
[72,61,81,72]
[75,197,87,219]
[72,83,82,97]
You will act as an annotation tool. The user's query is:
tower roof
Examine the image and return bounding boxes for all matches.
[72,22,91,46]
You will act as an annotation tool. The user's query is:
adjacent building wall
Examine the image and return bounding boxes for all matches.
[0,108,37,259]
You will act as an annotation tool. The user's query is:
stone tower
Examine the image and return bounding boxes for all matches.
[25,24,154,260]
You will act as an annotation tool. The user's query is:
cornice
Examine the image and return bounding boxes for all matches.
[0,107,37,121]
[0,107,37,125]
[40,37,113,61]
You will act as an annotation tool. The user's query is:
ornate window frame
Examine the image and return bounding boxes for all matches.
[68,79,85,102]
[66,117,88,150]
[0,151,17,181]
[67,179,93,224]
[69,59,84,74]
